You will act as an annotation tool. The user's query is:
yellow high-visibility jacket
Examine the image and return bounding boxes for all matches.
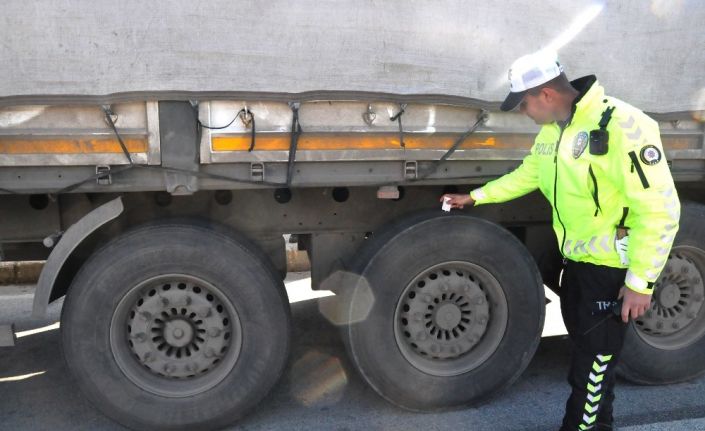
[470,76,680,294]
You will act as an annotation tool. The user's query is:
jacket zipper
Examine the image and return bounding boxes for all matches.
[554,124,568,257]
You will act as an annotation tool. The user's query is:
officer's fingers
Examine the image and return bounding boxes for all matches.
[617,286,626,300]
[621,302,630,323]
[630,304,640,321]
[439,194,447,202]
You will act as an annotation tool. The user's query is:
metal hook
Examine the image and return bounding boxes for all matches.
[101,105,118,126]
[362,104,377,126]
[239,106,253,128]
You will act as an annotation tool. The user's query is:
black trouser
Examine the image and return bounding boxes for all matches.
[558,260,628,431]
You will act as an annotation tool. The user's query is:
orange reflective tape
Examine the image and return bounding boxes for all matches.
[211,133,531,151]
[0,137,148,154]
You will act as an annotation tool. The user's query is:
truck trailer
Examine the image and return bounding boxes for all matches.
[1,1,704,429]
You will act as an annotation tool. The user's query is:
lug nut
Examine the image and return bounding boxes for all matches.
[208,327,222,338]
[161,297,170,306]
[140,311,152,321]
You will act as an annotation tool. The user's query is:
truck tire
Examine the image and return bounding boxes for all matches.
[341,210,545,411]
[618,201,705,384]
[60,221,291,431]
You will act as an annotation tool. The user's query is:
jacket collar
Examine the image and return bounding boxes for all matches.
[567,75,605,125]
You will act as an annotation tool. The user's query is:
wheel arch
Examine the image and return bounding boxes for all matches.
[32,197,125,319]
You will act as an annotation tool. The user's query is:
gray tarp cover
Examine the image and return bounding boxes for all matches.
[1,0,704,113]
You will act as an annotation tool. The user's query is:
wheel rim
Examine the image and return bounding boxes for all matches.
[634,246,705,350]
[394,261,508,377]
[110,274,243,397]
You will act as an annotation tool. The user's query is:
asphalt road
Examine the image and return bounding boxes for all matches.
[1,274,704,431]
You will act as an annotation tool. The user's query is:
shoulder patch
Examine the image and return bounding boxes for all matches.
[639,145,661,165]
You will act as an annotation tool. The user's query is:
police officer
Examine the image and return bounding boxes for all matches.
[440,50,680,430]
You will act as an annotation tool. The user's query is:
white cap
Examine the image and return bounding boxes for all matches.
[500,49,564,111]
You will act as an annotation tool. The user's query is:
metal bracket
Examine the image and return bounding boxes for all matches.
[251,162,265,182]
[95,165,112,185]
[404,160,418,179]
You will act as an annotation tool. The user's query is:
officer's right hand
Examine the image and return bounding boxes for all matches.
[618,286,652,323]
[439,193,475,209]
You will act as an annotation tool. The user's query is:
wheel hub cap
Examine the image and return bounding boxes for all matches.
[636,252,704,338]
[393,261,508,377]
[162,318,194,348]
[123,279,238,380]
[434,303,462,330]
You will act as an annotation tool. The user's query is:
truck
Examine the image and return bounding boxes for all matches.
[1,1,704,429]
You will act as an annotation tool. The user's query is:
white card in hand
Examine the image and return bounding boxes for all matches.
[442,197,452,212]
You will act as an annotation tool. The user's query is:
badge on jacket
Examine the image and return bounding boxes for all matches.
[640,145,662,165]
[572,131,589,159]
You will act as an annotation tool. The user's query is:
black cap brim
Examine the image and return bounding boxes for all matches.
[500,90,526,111]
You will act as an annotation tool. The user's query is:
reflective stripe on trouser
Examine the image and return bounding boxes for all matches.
[559,260,628,431]
[578,354,612,430]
